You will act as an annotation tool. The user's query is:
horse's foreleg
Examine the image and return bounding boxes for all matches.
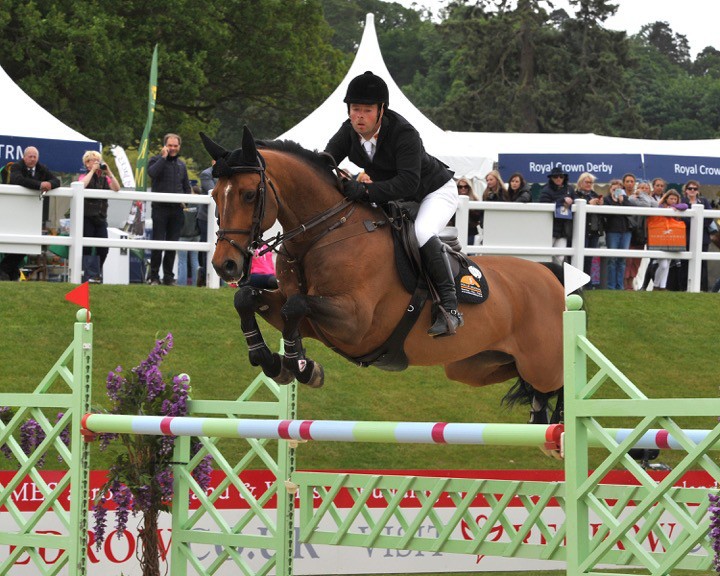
[280,294,324,388]
[234,287,293,384]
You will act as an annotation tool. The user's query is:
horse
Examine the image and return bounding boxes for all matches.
[201,127,566,423]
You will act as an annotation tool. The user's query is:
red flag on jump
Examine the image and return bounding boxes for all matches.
[65,282,90,320]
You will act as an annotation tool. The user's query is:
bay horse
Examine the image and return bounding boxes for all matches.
[201,127,565,423]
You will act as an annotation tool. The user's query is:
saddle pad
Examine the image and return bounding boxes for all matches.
[455,259,489,304]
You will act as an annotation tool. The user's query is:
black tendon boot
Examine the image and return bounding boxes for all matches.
[420,236,464,337]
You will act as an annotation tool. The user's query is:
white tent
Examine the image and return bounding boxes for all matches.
[278,14,493,179]
[0,64,100,172]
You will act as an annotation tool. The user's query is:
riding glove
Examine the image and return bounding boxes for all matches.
[342,179,369,202]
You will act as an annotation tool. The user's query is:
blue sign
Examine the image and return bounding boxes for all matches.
[0,135,100,174]
[644,154,720,184]
[498,154,644,184]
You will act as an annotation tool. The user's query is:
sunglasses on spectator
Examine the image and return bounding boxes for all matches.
[457,184,469,189]
[686,186,698,190]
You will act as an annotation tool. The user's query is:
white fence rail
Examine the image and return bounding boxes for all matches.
[1,184,718,292]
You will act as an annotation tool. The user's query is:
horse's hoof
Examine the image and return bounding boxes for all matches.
[271,366,296,385]
[303,363,324,389]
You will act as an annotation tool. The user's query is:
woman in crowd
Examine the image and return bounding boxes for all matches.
[482,170,505,201]
[602,178,633,290]
[78,150,120,283]
[678,180,713,291]
[505,172,532,203]
[455,178,482,245]
[539,166,579,266]
[576,172,603,287]
[652,189,688,291]
[622,173,645,290]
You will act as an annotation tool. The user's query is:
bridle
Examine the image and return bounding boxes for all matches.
[215,150,356,285]
[215,154,280,282]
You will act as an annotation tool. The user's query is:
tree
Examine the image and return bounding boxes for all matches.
[637,21,691,69]
[417,0,648,135]
[0,0,346,166]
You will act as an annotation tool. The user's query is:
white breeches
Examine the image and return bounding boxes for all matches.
[415,179,458,247]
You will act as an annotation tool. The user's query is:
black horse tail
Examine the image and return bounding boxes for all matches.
[502,377,539,408]
[540,261,564,285]
[502,377,564,424]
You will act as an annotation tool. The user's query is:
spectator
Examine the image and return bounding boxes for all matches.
[0,146,60,281]
[626,180,658,290]
[77,150,121,283]
[249,244,278,289]
[505,172,532,203]
[680,180,712,291]
[482,170,505,201]
[576,172,603,287]
[454,178,481,245]
[177,184,202,286]
[651,177,666,202]
[602,178,633,290]
[622,173,645,290]
[197,161,216,286]
[641,178,668,289]
[539,166,580,266]
[651,189,688,291]
[147,133,191,286]
[478,170,507,230]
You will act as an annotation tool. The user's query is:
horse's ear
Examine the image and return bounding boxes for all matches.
[199,132,227,160]
[241,126,258,165]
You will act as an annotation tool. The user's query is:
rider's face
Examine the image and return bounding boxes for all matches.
[349,103,382,140]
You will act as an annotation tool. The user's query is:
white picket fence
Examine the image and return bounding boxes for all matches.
[1,183,719,291]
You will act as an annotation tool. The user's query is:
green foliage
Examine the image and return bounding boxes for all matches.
[0,0,346,164]
[4,0,720,169]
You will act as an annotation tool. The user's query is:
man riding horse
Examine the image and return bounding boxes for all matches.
[324,71,464,337]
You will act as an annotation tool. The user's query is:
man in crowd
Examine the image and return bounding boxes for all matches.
[0,146,60,281]
[147,133,191,286]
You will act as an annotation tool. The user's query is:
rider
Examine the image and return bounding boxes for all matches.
[324,70,463,337]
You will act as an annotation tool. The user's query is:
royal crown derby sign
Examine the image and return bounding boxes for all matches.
[0,469,713,574]
[644,154,720,184]
[498,154,643,184]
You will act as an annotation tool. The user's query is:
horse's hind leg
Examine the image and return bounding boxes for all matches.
[234,287,294,384]
[280,294,324,388]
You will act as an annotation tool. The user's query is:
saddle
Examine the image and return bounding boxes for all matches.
[339,200,489,371]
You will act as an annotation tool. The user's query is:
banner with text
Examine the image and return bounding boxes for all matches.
[498,154,643,184]
[1,469,712,574]
[643,154,720,184]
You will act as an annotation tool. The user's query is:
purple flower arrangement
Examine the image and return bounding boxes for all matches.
[0,406,70,464]
[92,333,213,550]
[710,492,720,573]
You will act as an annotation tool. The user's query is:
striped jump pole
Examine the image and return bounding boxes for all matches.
[81,414,564,451]
[82,414,720,454]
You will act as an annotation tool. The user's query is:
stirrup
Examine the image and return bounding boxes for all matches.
[428,308,464,337]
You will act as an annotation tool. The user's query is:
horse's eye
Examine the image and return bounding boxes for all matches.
[243,189,257,203]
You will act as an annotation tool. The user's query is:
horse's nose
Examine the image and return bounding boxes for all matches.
[213,259,239,280]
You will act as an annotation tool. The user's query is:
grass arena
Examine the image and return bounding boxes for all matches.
[0,284,719,575]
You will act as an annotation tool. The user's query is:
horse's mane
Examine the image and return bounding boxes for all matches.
[257,139,337,187]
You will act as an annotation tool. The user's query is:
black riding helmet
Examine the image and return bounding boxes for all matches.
[344,71,389,111]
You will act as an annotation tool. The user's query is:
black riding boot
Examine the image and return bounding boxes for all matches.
[420,236,464,337]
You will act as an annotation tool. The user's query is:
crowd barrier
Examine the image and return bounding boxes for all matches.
[2,183,719,291]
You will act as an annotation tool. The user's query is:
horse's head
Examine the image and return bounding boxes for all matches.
[201,126,277,283]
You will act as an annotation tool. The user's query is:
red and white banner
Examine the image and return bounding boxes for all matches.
[1,470,714,575]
